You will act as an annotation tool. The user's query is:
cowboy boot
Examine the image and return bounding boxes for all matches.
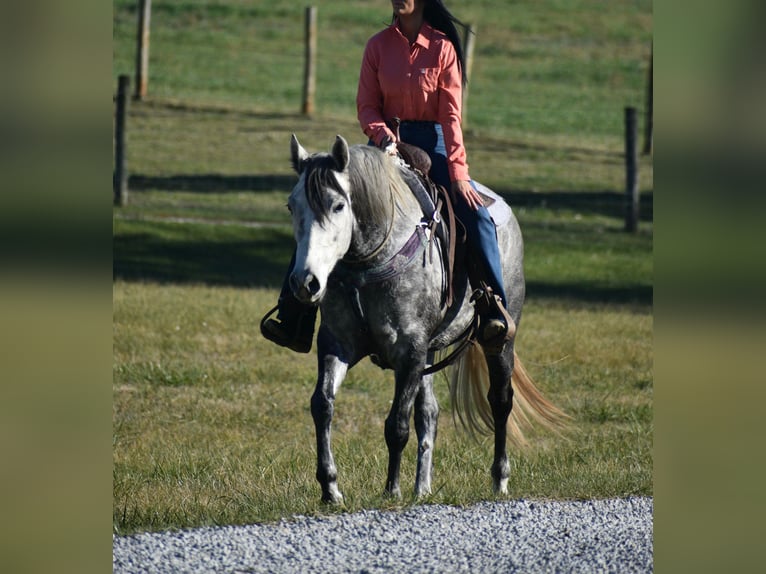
[470,282,516,353]
[260,293,318,353]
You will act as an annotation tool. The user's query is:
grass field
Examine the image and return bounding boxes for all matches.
[113,0,652,535]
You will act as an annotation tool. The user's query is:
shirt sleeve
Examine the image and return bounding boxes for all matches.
[437,41,470,182]
[357,38,396,147]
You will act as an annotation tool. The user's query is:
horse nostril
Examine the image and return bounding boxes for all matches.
[308,276,321,296]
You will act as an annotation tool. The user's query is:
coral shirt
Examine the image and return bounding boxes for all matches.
[357,21,470,182]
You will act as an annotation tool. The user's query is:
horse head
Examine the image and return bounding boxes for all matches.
[287,134,354,304]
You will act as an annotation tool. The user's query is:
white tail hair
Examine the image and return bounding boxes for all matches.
[448,345,570,446]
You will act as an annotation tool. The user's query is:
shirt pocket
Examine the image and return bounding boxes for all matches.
[417,68,440,93]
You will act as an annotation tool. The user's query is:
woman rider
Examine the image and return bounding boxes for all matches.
[357,0,512,346]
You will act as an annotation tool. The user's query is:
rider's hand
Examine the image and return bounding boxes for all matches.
[452,180,484,211]
[379,134,398,157]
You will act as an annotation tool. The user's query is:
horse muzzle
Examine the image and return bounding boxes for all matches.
[289,270,324,304]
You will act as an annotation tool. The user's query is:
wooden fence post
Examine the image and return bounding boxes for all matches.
[135,0,151,100]
[302,6,317,115]
[114,75,130,206]
[462,24,476,127]
[625,107,639,232]
[643,45,653,155]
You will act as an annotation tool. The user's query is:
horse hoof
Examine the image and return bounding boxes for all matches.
[322,494,344,505]
[493,478,509,495]
[322,486,344,505]
[384,486,402,499]
[415,486,432,499]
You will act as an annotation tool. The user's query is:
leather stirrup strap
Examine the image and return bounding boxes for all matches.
[422,310,479,376]
[435,182,458,308]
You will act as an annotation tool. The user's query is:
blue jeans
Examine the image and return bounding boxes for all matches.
[396,121,508,305]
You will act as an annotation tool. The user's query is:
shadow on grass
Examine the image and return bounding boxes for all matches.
[113,230,293,288]
[126,172,652,221]
[114,230,651,306]
[526,281,652,306]
[503,190,653,222]
[114,178,652,306]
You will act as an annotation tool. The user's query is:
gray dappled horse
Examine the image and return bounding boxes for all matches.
[286,134,566,503]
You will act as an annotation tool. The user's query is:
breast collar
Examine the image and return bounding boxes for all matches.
[333,224,427,288]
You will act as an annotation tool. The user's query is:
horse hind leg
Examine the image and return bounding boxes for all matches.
[414,369,439,497]
[485,345,515,494]
[311,351,348,504]
[384,359,423,498]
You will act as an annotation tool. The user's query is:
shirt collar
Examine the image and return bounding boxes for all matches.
[391,19,433,50]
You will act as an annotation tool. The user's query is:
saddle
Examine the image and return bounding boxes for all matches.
[384,119,460,310]
[384,119,515,368]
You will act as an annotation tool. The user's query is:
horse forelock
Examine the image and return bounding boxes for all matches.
[301,154,349,224]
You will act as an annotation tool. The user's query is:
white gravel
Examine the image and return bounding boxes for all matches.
[113,497,653,573]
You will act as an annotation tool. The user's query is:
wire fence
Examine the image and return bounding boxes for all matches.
[114,2,652,140]
[114,2,652,226]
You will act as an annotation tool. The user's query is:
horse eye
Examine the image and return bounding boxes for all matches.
[332,203,345,214]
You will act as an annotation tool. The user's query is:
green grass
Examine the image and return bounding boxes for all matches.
[114,282,651,534]
[113,0,652,535]
[112,194,652,535]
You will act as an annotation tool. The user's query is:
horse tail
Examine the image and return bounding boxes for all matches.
[449,345,571,446]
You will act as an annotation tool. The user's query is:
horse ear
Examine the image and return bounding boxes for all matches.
[290,134,309,173]
[331,135,349,172]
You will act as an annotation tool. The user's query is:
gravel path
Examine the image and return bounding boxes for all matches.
[113,497,652,573]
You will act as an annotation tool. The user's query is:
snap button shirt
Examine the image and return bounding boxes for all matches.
[357,21,469,182]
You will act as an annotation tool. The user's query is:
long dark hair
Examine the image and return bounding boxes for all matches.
[392,0,470,87]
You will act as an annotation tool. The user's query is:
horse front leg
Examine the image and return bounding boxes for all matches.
[384,354,424,498]
[414,363,438,497]
[485,346,515,494]
[311,343,349,504]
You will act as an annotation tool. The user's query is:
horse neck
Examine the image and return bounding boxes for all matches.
[348,181,421,266]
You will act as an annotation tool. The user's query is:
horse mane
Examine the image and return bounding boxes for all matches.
[303,145,414,227]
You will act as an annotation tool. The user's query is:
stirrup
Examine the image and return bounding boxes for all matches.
[260,304,313,354]
[470,283,516,353]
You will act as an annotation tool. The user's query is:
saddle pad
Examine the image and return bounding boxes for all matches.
[473,181,512,227]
